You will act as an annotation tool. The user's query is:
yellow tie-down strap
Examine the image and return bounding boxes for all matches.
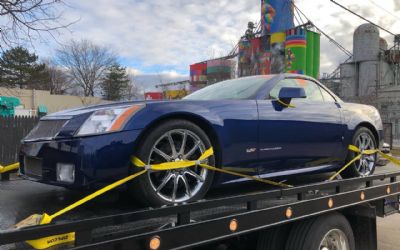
[16,144,400,249]
[328,144,400,180]
[16,147,290,249]
[0,162,20,174]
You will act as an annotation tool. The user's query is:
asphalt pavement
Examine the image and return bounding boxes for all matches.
[1,163,400,249]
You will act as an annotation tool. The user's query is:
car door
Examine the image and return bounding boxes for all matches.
[257,77,345,177]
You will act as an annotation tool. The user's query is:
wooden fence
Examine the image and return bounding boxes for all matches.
[0,116,39,165]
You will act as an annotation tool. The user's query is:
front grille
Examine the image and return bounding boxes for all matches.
[24,120,67,141]
[24,157,43,177]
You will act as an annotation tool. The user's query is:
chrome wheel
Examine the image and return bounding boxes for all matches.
[354,132,376,176]
[147,129,209,203]
[319,229,350,250]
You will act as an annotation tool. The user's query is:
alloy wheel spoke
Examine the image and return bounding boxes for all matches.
[156,172,173,192]
[148,129,210,203]
[361,135,367,149]
[181,175,192,197]
[356,137,362,149]
[179,131,187,155]
[153,147,172,161]
[365,136,372,149]
[356,161,362,171]
[186,169,204,182]
[167,133,178,157]
[362,160,369,173]
[184,140,201,159]
[171,175,179,202]
[365,155,375,162]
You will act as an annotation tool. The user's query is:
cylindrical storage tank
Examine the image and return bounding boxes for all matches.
[261,0,294,34]
[353,23,380,62]
[239,40,251,64]
[312,32,321,79]
[285,28,307,75]
[306,31,314,77]
[340,63,356,98]
[359,61,378,96]
[379,37,388,51]
[270,32,286,74]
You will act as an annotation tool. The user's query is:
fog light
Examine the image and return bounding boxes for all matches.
[56,163,75,183]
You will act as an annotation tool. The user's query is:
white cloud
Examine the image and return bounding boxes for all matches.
[126,67,142,76]
[12,0,400,77]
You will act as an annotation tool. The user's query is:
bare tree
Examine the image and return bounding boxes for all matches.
[56,40,116,96]
[0,0,76,49]
[43,60,73,94]
[123,73,143,100]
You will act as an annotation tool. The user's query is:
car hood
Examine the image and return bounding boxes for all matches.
[42,100,180,119]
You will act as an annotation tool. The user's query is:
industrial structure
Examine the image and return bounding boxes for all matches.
[188,0,321,91]
[322,24,400,146]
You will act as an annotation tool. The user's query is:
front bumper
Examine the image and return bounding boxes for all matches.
[20,129,142,189]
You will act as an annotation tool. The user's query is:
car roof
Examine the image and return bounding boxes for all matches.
[238,73,318,81]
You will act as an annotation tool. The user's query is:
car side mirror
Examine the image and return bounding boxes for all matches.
[278,87,306,100]
[277,87,306,107]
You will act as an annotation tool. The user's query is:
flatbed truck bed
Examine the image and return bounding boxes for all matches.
[1,168,400,250]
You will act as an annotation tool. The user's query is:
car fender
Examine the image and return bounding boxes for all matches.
[341,103,383,146]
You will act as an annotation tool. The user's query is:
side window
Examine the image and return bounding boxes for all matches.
[268,78,324,102]
[268,79,298,99]
[320,87,336,103]
[296,79,324,102]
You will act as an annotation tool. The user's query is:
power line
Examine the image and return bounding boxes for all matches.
[292,3,353,57]
[330,0,396,36]
[366,0,400,22]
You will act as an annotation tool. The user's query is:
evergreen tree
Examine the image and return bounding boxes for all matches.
[100,64,130,101]
[0,46,48,89]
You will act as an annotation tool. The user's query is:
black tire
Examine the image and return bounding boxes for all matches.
[256,224,291,250]
[342,127,377,178]
[129,119,215,207]
[285,212,355,250]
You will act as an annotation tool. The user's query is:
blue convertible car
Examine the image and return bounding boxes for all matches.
[20,74,383,206]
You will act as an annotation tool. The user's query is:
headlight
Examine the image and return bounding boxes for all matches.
[76,104,143,136]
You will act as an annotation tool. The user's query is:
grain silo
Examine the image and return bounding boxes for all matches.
[353,23,380,62]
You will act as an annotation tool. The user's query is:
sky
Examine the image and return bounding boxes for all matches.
[21,0,400,90]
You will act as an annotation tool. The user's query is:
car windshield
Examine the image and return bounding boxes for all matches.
[184,76,273,100]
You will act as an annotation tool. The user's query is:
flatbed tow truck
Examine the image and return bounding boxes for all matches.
[1,166,400,250]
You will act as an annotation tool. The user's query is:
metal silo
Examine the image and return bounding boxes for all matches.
[339,63,356,98]
[379,37,388,51]
[359,61,378,96]
[353,23,380,62]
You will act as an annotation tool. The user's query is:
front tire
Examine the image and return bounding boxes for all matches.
[129,119,215,207]
[342,127,377,178]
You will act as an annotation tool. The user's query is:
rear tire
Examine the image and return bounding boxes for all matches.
[256,224,291,250]
[129,119,215,207]
[342,127,377,178]
[285,212,355,250]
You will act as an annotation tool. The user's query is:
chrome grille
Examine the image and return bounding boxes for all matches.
[23,157,42,177]
[24,120,67,141]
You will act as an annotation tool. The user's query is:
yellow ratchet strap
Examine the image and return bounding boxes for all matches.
[270,95,296,108]
[329,144,400,180]
[17,170,147,249]
[132,147,291,188]
[0,162,19,174]
[276,98,296,108]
